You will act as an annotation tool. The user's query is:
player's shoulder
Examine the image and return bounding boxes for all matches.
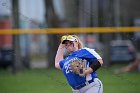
[82,47,102,59]
[74,47,89,53]
[73,47,95,55]
[71,47,96,56]
[81,47,95,52]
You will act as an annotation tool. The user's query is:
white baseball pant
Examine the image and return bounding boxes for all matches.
[72,78,103,93]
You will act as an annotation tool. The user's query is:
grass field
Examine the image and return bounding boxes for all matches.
[0,65,140,93]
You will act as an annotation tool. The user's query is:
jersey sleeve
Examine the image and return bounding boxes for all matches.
[59,60,64,69]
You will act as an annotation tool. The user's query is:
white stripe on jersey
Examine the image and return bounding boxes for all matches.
[83,47,102,59]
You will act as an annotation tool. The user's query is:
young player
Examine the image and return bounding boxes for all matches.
[55,35,103,93]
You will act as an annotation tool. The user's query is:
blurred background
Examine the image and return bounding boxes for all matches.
[0,0,140,93]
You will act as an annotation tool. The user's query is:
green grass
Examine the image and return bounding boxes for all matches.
[0,65,140,93]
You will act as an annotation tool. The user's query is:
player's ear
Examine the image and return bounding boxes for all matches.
[75,41,79,46]
[74,40,78,44]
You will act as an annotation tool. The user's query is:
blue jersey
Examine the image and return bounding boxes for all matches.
[59,47,102,88]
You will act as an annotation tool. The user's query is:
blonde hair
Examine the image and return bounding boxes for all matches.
[72,35,84,49]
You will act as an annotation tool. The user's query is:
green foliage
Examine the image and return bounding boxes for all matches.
[0,66,140,93]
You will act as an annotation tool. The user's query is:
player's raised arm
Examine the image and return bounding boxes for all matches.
[55,43,65,69]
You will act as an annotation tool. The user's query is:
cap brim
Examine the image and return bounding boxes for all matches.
[62,40,68,44]
[62,39,75,44]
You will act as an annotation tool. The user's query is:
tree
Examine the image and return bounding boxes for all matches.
[44,0,60,67]
[12,0,21,73]
[101,0,114,66]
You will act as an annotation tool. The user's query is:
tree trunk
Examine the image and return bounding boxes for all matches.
[12,0,21,74]
[102,0,113,67]
[45,0,59,68]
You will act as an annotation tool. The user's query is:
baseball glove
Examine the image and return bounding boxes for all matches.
[70,58,87,77]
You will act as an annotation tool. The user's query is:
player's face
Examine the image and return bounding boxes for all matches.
[64,41,78,52]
